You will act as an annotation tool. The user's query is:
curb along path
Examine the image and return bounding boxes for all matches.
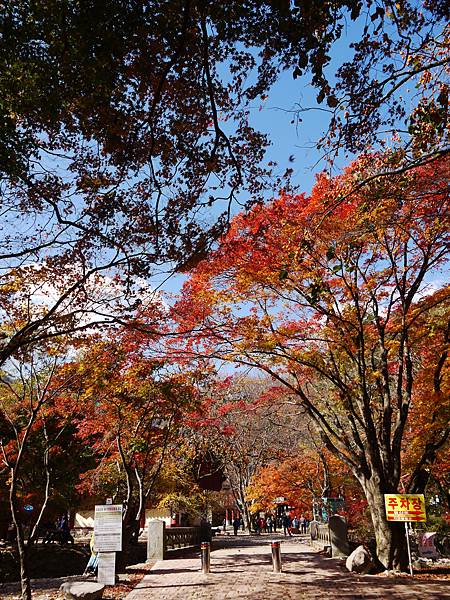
[125,535,450,600]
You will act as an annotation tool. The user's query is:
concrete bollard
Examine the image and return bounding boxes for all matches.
[271,540,282,573]
[201,541,211,573]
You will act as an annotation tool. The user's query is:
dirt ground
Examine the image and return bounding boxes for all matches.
[0,561,155,600]
[0,541,149,599]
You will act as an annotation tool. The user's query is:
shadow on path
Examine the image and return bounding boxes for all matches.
[126,534,450,600]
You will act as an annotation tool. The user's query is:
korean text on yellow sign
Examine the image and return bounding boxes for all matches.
[384,494,426,522]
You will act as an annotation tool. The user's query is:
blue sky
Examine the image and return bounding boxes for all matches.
[247,13,368,193]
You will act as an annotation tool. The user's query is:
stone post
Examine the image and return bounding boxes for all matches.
[309,520,319,541]
[328,515,350,558]
[147,520,166,561]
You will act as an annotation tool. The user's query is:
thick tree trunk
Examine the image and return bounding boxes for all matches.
[116,502,140,572]
[359,475,408,571]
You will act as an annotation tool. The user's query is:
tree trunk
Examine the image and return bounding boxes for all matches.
[237,499,251,533]
[230,473,251,532]
[359,475,408,571]
[10,470,31,600]
[116,502,139,572]
[29,436,51,545]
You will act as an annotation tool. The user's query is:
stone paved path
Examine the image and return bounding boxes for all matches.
[125,534,450,600]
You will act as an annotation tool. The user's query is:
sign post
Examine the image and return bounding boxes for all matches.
[97,551,116,584]
[384,493,426,577]
[404,522,413,577]
[94,504,123,585]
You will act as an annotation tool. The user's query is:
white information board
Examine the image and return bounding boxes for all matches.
[98,552,116,585]
[94,504,123,552]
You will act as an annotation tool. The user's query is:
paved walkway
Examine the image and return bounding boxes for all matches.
[126,534,450,600]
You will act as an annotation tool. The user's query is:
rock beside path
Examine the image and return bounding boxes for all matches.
[60,581,105,600]
[346,545,375,574]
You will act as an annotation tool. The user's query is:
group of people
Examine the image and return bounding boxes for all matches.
[253,513,309,536]
[42,514,74,544]
[224,512,310,537]
[5,513,74,545]
[252,514,276,534]
[286,514,309,535]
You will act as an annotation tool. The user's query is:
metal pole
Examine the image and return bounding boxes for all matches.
[200,541,211,574]
[405,522,413,577]
[271,540,282,573]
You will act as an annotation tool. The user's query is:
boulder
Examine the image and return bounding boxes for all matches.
[60,582,105,600]
[345,545,375,574]
[412,558,429,570]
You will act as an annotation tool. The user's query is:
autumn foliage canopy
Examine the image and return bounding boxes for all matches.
[175,154,449,568]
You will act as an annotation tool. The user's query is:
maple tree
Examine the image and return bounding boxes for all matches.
[175,154,449,570]
[0,0,354,364]
[401,294,450,505]
[246,448,368,528]
[246,451,326,517]
[180,376,304,530]
[0,340,82,600]
[152,454,226,525]
[61,327,202,567]
[0,5,447,585]
[154,462,203,517]
[3,2,447,176]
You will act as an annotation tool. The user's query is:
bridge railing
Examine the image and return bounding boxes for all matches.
[310,517,350,559]
[147,521,210,560]
[317,523,331,546]
[165,526,201,551]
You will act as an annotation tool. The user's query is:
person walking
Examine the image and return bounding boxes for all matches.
[259,516,266,533]
[60,513,74,545]
[266,515,273,534]
[233,517,240,536]
[253,517,260,535]
[300,515,306,534]
[303,517,309,534]
[282,513,292,537]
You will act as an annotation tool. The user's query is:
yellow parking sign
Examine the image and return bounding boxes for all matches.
[384,494,426,522]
